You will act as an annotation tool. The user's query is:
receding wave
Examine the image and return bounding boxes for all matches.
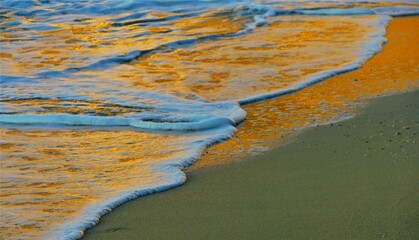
[237,15,391,105]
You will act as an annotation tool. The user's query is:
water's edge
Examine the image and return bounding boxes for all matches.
[70,15,397,240]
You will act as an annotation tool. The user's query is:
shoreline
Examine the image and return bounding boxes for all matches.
[82,16,418,239]
[195,16,418,168]
[83,90,419,240]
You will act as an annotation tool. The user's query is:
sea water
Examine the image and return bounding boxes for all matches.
[0,0,418,239]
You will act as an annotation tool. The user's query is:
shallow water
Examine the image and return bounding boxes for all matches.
[0,0,418,239]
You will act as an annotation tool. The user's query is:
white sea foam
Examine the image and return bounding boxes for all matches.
[297,8,375,15]
[0,113,237,131]
[294,7,418,17]
[236,4,276,35]
[373,6,419,16]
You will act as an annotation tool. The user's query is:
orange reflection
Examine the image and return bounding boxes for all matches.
[0,11,247,77]
[173,10,245,35]
[3,99,146,116]
[195,16,419,168]
[0,128,195,239]
[0,53,12,58]
[119,15,379,101]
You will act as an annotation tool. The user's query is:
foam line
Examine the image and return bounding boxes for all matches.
[235,4,276,35]
[0,113,237,131]
[76,50,141,71]
[48,168,187,240]
[296,8,375,15]
[373,6,419,16]
[273,7,419,17]
[45,125,236,239]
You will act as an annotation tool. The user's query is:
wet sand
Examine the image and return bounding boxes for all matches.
[83,17,419,240]
[196,16,419,168]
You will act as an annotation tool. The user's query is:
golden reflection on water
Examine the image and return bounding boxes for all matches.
[0,128,193,239]
[195,16,419,168]
[2,99,146,116]
[0,11,245,77]
[1,14,390,104]
[173,10,245,35]
[116,15,380,101]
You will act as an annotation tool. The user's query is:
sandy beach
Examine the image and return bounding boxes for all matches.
[82,17,419,240]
